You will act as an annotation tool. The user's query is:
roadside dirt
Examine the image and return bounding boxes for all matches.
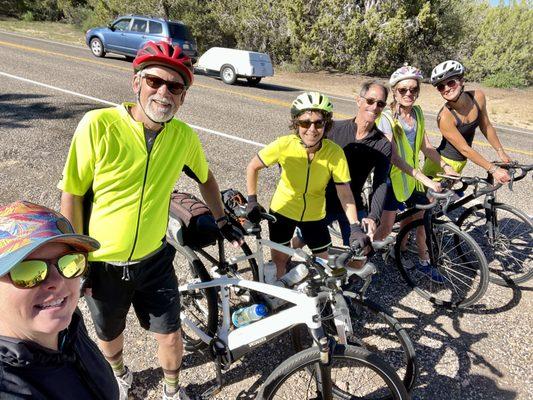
[266,71,533,130]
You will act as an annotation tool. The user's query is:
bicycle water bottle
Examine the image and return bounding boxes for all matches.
[263,261,277,284]
[279,264,309,287]
[232,304,268,328]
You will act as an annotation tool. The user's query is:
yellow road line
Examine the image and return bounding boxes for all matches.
[426,131,532,156]
[1,39,531,156]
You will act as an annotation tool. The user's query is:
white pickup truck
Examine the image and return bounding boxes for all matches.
[195,47,274,86]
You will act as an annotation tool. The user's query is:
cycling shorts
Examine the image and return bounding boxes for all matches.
[422,155,467,180]
[84,244,180,341]
[268,210,331,254]
[383,184,429,212]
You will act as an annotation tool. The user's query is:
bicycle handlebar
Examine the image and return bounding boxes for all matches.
[232,205,277,223]
[493,162,532,185]
[329,236,395,268]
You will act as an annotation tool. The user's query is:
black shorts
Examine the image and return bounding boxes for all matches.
[383,184,429,212]
[268,210,331,254]
[84,244,180,341]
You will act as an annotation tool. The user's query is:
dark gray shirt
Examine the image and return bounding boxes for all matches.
[325,119,392,221]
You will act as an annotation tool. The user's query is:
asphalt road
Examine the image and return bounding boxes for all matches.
[0,32,532,400]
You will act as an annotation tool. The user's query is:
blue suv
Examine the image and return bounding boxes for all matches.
[86,15,198,62]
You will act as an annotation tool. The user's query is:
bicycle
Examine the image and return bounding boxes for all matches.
[454,162,532,286]
[174,235,409,399]
[383,182,490,309]
[167,191,418,394]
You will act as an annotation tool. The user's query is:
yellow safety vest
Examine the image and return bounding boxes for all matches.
[379,106,425,202]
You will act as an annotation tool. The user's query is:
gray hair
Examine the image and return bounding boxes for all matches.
[359,81,388,101]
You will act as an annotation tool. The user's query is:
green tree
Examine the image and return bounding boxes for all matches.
[467,0,533,87]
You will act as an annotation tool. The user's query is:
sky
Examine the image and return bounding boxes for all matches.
[490,0,511,5]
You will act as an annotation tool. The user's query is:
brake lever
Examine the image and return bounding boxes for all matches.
[508,168,515,191]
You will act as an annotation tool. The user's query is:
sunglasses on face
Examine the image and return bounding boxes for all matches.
[397,87,419,95]
[10,252,87,289]
[437,78,458,92]
[142,73,186,95]
[361,96,387,109]
[296,119,326,129]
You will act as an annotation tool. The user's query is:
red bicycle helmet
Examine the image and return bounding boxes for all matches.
[133,41,194,87]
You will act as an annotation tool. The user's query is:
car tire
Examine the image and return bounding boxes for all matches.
[246,77,262,86]
[90,38,105,58]
[124,55,135,62]
[220,64,237,85]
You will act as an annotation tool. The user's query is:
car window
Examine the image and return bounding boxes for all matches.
[131,19,147,33]
[148,21,163,35]
[113,18,131,32]
[168,23,194,41]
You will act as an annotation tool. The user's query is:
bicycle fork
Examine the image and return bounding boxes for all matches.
[309,328,335,399]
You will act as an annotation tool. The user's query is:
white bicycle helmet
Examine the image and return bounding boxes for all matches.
[290,92,333,118]
[389,64,423,87]
[430,60,465,86]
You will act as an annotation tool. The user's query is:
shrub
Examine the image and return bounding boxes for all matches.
[21,11,34,21]
[482,71,527,88]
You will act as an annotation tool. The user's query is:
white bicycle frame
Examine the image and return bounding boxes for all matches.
[179,272,352,362]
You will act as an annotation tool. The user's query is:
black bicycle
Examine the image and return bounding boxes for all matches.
[454,162,532,286]
[391,183,490,309]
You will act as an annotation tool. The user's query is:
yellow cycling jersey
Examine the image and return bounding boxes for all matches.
[258,135,350,221]
[58,103,209,262]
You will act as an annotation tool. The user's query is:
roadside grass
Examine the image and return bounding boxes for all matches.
[0,17,85,46]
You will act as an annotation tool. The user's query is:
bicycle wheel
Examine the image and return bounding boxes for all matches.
[291,298,417,395]
[259,344,408,399]
[174,245,218,351]
[394,219,489,309]
[347,298,418,394]
[457,203,532,286]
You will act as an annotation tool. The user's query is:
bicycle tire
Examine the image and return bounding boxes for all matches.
[259,344,408,399]
[290,298,418,395]
[394,219,489,309]
[173,244,218,351]
[457,203,532,286]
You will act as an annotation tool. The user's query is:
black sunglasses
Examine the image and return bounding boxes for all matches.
[10,252,87,289]
[436,78,458,92]
[361,96,387,109]
[296,119,326,129]
[142,73,186,95]
[397,87,419,95]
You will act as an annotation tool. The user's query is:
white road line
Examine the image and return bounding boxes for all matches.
[0,70,266,148]
[0,71,116,106]
[2,29,530,136]
[0,30,85,49]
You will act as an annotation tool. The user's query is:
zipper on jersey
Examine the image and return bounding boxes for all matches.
[299,155,312,222]
[127,128,158,262]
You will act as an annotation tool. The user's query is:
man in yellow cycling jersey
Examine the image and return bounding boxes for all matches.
[58,41,242,400]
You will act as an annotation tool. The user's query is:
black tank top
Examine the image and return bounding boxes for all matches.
[437,91,481,161]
